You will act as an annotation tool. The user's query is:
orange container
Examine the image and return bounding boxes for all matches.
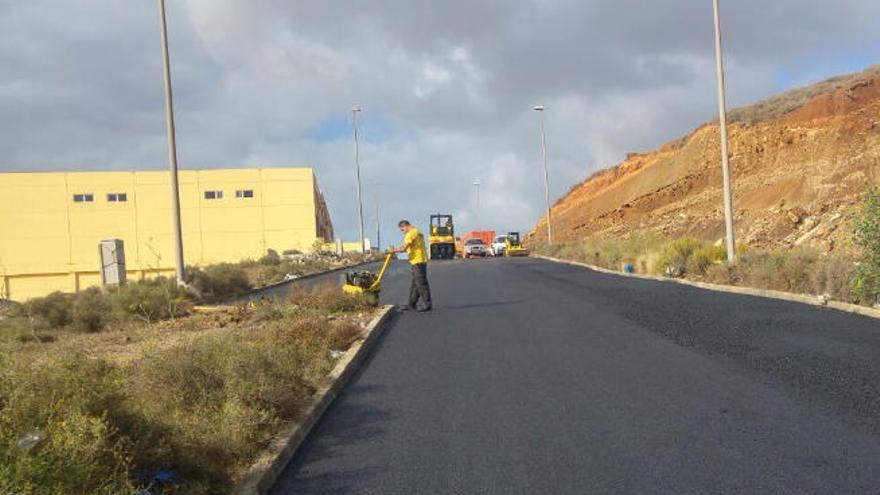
[461,230,495,246]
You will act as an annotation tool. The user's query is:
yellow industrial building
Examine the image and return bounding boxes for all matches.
[0,168,334,301]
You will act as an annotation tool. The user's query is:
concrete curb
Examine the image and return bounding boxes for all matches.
[232,259,379,302]
[534,254,880,321]
[230,304,396,495]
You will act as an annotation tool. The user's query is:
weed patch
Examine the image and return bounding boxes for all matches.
[0,286,372,493]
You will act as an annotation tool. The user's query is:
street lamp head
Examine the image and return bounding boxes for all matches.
[351,106,362,113]
[533,105,545,111]
[473,180,480,186]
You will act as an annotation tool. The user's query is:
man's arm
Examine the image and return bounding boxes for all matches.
[392,239,411,254]
[392,231,414,254]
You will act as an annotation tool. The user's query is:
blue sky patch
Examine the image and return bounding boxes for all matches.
[309,111,410,144]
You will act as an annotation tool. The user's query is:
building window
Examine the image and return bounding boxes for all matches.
[204,190,223,200]
[235,189,254,199]
[73,193,94,203]
[107,193,128,202]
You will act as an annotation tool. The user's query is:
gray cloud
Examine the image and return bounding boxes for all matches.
[1,0,878,245]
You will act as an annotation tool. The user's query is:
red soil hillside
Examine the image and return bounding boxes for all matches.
[530,66,880,253]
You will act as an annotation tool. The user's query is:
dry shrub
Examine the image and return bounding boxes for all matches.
[1,295,352,493]
[811,254,857,301]
[687,245,728,276]
[72,287,111,332]
[289,284,369,314]
[327,321,363,351]
[655,237,702,275]
[124,328,315,490]
[704,248,858,300]
[23,292,73,329]
[536,233,663,272]
[540,234,863,303]
[251,299,290,322]
[111,278,192,323]
[0,354,134,494]
[187,264,252,302]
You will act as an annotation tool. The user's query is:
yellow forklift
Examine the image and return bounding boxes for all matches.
[505,232,529,257]
[429,214,456,260]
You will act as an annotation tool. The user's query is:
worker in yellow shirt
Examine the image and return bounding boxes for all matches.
[392,220,432,312]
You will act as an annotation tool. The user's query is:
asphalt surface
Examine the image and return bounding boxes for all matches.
[271,257,880,494]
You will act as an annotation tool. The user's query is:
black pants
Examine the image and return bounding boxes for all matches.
[409,263,432,309]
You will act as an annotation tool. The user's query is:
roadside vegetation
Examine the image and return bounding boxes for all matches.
[0,283,373,494]
[536,189,880,308]
[235,246,374,291]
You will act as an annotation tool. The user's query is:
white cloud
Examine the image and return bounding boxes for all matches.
[1,0,879,244]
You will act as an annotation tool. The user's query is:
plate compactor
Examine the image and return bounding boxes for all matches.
[341,251,394,306]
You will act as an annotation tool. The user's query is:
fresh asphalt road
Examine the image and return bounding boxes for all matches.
[271,257,880,494]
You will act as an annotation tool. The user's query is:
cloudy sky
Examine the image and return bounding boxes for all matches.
[2,1,879,245]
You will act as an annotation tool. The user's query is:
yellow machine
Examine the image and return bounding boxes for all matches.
[505,232,529,257]
[429,214,456,260]
[341,252,394,306]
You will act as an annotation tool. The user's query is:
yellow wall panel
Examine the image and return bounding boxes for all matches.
[0,168,332,300]
[7,273,72,301]
[262,181,315,206]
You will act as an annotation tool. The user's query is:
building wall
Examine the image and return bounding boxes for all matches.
[0,168,333,301]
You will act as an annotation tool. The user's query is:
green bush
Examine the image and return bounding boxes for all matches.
[656,237,702,275]
[851,189,880,305]
[188,264,252,302]
[0,411,134,495]
[72,288,110,332]
[122,318,329,491]
[111,278,192,323]
[852,265,880,305]
[258,251,281,266]
[23,292,73,329]
[0,355,133,495]
[687,244,728,275]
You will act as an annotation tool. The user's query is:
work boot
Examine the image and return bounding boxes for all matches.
[416,305,432,313]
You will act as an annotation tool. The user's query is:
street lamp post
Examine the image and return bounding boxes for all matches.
[713,0,737,262]
[351,106,366,254]
[157,0,185,284]
[534,105,553,245]
[473,180,481,229]
[374,196,381,253]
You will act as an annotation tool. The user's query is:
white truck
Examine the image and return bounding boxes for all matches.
[490,235,508,257]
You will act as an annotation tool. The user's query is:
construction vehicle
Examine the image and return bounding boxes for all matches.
[341,251,394,306]
[429,214,456,260]
[504,232,529,257]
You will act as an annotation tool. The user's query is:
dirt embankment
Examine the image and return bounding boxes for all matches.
[531,66,880,253]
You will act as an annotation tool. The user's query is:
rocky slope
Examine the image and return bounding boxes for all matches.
[531,66,880,253]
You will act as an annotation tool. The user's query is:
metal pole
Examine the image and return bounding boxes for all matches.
[374,196,380,253]
[535,106,553,245]
[473,180,481,229]
[351,107,366,254]
[157,0,186,284]
[713,0,736,262]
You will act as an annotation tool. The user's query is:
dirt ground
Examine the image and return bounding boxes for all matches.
[531,66,880,254]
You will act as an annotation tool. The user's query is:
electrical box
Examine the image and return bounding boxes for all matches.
[99,239,127,286]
